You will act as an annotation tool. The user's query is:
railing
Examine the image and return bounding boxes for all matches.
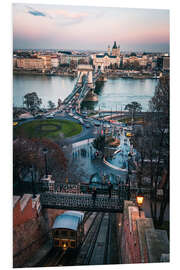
[63,72,82,104]
[63,69,101,105]
[40,192,126,212]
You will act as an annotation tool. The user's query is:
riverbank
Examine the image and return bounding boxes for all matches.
[107,72,158,79]
[13,69,76,77]
[13,68,157,79]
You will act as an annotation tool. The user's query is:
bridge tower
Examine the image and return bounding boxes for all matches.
[77,64,94,89]
[100,64,104,72]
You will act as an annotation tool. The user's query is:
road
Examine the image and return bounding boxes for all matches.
[14,108,120,145]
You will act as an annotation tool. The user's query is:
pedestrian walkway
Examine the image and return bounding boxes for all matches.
[40,192,127,212]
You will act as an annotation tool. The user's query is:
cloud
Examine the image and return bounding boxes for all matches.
[26,6,49,18]
[25,6,88,26]
[49,9,88,26]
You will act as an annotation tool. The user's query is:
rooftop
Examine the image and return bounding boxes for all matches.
[52,214,80,231]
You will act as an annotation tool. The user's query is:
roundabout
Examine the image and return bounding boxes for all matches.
[36,123,62,134]
[14,119,82,139]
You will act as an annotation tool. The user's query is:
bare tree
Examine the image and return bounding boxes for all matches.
[134,74,169,226]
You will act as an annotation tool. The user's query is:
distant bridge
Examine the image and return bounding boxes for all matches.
[63,64,107,109]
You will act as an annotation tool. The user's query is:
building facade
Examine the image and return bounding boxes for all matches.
[58,51,90,66]
[92,41,121,69]
[51,57,59,68]
[16,55,52,71]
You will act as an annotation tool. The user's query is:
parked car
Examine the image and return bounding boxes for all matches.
[85,123,91,128]
[34,114,44,119]
[46,114,54,119]
[126,132,133,137]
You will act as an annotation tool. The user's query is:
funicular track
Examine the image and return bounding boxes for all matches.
[36,212,97,267]
[36,211,117,267]
[75,212,104,265]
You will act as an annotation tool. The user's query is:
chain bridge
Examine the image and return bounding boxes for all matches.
[63,64,106,109]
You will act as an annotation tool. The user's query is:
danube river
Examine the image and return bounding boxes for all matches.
[13,74,158,111]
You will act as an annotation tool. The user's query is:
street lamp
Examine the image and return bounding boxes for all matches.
[30,166,36,198]
[43,148,48,178]
[126,153,132,200]
[136,189,144,217]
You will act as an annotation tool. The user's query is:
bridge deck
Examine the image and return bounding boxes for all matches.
[40,192,127,212]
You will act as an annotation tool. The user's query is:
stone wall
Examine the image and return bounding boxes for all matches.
[13,194,65,267]
[121,200,169,264]
[13,213,49,267]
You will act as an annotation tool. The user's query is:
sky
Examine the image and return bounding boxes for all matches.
[13,3,169,52]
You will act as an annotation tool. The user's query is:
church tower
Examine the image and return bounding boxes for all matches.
[112,41,117,56]
[107,45,111,55]
[117,45,120,56]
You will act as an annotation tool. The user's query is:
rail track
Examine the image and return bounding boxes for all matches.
[36,211,119,267]
[36,212,97,267]
[75,212,104,265]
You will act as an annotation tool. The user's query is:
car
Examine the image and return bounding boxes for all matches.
[42,109,48,113]
[85,123,91,128]
[34,114,44,119]
[126,132,133,137]
[46,114,54,119]
[79,118,84,124]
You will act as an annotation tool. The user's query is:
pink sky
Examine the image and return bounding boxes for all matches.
[13,4,169,52]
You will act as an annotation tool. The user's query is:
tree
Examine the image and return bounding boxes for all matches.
[57,98,62,109]
[133,74,169,227]
[125,101,142,121]
[92,135,106,155]
[48,100,56,110]
[13,137,67,193]
[148,74,169,226]
[149,74,169,114]
[23,92,42,112]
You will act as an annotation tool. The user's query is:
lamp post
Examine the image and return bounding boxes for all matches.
[136,189,144,217]
[43,148,48,178]
[30,166,36,198]
[126,153,132,200]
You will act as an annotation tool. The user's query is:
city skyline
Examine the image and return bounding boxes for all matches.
[13,3,169,52]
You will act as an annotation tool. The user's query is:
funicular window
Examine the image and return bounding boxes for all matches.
[61,230,68,237]
[69,231,75,237]
[54,230,59,236]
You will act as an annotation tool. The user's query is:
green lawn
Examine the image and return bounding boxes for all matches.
[14,119,82,139]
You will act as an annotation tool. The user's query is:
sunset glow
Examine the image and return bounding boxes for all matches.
[13,4,169,52]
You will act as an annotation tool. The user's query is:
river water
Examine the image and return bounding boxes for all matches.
[13,74,158,111]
